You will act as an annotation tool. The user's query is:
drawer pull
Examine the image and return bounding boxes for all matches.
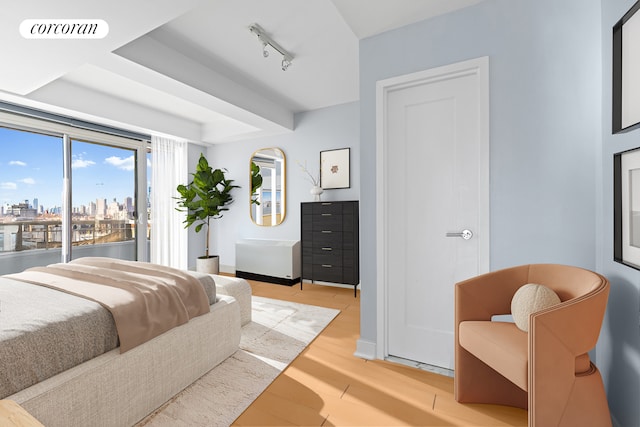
[321,264,333,268]
[321,247,333,251]
[321,230,332,234]
[321,213,332,216]
[321,203,332,206]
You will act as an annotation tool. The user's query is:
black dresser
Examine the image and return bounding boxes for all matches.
[301,201,359,296]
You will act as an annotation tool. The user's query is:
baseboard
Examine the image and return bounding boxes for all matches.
[219,264,235,275]
[354,338,376,360]
[235,270,301,286]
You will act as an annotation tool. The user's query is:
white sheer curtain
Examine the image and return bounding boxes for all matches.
[150,136,188,269]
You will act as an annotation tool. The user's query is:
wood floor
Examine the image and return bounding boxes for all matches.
[233,280,527,426]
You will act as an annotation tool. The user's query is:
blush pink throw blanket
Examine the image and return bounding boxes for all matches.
[6,258,210,352]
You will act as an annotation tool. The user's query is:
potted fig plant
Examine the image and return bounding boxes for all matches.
[175,153,239,274]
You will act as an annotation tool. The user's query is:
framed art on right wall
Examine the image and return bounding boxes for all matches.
[613,0,640,133]
[614,147,640,270]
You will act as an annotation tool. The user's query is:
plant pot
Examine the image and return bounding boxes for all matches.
[196,256,219,274]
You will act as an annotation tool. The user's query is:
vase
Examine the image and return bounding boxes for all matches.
[310,186,323,201]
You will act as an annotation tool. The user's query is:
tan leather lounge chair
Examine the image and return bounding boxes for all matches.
[454,264,611,426]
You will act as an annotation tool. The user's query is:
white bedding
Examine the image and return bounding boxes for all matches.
[0,264,218,399]
[9,295,241,427]
[1,262,250,427]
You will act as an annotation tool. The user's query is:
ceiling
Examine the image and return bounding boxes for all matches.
[0,0,484,144]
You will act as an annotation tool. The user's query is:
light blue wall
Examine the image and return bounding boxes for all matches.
[358,0,602,387]
[205,102,360,271]
[599,1,640,426]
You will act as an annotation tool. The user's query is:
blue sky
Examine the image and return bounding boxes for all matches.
[0,127,138,211]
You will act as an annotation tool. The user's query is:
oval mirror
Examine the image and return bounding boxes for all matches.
[250,148,286,226]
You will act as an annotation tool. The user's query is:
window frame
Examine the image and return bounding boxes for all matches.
[0,111,150,263]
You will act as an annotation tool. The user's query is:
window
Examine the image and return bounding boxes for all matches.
[0,112,149,274]
[0,126,62,253]
[70,140,137,257]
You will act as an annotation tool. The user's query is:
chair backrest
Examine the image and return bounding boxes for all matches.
[525,264,606,302]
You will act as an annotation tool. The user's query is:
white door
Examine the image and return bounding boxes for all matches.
[376,57,489,370]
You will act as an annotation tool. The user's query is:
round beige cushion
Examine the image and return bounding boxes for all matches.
[511,283,561,332]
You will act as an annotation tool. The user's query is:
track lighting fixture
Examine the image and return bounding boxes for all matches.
[249,23,294,71]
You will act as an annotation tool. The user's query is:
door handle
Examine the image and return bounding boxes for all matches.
[445,229,473,240]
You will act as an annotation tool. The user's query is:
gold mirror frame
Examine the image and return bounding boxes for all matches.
[250,147,286,226]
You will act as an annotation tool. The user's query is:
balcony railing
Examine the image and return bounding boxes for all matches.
[0,219,136,253]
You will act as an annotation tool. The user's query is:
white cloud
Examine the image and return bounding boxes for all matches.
[0,182,17,190]
[105,155,135,171]
[19,178,35,185]
[72,155,96,169]
[9,160,26,166]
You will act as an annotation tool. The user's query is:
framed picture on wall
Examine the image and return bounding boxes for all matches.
[614,147,640,270]
[320,148,350,189]
[613,0,640,133]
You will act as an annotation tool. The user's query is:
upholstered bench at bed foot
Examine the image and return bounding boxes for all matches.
[211,275,252,326]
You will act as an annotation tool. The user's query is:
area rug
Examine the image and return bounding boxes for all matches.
[136,296,340,427]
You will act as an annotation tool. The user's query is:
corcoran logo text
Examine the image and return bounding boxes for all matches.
[20,19,109,39]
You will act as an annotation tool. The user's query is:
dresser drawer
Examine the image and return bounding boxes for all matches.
[301,247,313,264]
[312,250,343,266]
[312,264,343,283]
[312,244,343,255]
[311,214,343,231]
[342,250,357,267]
[301,263,313,279]
[312,230,342,245]
[301,203,313,215]
[302,214,313,232]
[341,265,359,285]
[312,202,343,215]
[342,214,356,232]
[342,202,357,215]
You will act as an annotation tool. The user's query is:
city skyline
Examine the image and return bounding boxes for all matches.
[0,127,149,212]
[1,195,135,220]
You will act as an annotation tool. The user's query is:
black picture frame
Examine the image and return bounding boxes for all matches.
[614,147,640,270]
[613,0,640,134]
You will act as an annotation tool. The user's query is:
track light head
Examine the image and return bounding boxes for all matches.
[249,23,294,71]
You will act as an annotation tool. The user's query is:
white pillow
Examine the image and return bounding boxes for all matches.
[510,283,561,332]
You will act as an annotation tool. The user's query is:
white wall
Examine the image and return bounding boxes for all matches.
[204,102,359,272]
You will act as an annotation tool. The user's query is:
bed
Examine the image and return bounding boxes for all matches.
[0,257,245,427]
